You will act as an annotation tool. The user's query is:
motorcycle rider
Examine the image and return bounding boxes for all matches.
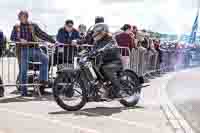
[80,16,105,45]
[88,23,127,98]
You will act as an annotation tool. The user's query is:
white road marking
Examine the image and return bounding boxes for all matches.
[0,107,100,133]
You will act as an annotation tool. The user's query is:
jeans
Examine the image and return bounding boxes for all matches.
[20,48,49,95]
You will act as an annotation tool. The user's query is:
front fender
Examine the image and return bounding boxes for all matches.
[124,69,144,84]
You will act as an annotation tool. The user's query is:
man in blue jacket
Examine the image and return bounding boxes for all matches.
[56,20,80,69]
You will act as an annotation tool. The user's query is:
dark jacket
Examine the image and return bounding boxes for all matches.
[10,22,55,45]
[0,31,5,57]
[55,27,80,65]
[10,22,55,62]
[56,27,80,44]
[92,35,122,65]
[115,32,134,56]
[0,31,3,47]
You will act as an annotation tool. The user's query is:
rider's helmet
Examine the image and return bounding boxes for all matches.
[86,23,109,42]
[95,16,104,24]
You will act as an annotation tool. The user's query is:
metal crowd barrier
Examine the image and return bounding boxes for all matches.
[0,41,50,88]
[0,41,195,89]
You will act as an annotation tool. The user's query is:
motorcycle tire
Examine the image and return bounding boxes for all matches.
[119,70,141,107]
[53,72,87,111]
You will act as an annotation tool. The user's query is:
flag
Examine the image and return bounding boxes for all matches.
[189,8,199,44]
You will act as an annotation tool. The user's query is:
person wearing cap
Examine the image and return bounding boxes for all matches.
[56,19,80,68]
[10,10,55,96]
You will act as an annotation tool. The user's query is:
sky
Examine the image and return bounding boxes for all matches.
[0,0,199,37]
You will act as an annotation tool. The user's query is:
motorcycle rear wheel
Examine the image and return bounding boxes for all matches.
[119,70,141,107]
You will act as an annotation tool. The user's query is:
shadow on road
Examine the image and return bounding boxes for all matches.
[0,95,54,103]
[49,106,144,117]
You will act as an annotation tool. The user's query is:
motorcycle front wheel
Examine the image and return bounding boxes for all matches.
[53,72,87,111]
[119,70,141,107]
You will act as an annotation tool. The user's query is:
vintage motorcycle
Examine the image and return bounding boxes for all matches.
[53,46,143,111]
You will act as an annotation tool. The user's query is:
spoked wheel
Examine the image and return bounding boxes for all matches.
[119,70,141,107]
[53,72,87,111]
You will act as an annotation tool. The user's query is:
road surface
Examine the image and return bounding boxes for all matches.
[0,72,174,133]
[166,67,200,133]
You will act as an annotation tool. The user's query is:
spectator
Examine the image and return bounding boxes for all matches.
[57,20,80,44]
[135,31,147,78]
[78,24,87,40]
[148,39,158,71]
[115,24,134,68]
[0,30,6,57]
[0,30,5,96]
[56,19,80,69]
[154,40,162,71]
[0,75,4,97]
[141,37,149,49]
[116,24,135,55]
[132,25,138,38]
[10,10,55,96]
